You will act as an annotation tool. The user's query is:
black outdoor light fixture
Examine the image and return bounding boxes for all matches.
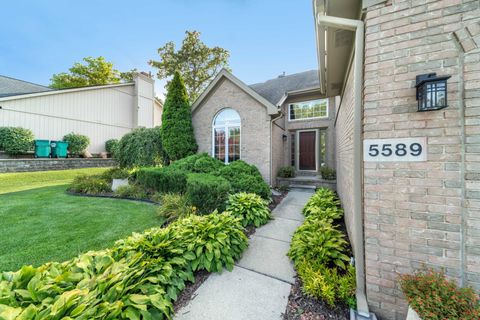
[415,73,451,112]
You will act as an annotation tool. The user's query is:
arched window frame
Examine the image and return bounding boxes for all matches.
[212,108,241,164]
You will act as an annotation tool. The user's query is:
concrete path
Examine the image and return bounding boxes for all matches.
[175,188,314,320]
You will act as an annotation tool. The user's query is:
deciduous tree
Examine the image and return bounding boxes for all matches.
[149,30,230,103]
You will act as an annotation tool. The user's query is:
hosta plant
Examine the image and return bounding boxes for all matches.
[302,188,340,215]
[400,268,480,320]
[297,258,356,308]
[288,217,350,269]
[225,192,272,227]
[0,212,249,319]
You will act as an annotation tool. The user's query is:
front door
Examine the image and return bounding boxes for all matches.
[299,131,316,171]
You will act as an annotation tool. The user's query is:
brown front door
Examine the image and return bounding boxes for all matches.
[299,131,316,171]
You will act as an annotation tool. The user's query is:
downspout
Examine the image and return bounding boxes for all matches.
[316,15,370,318]
[270,111,284,186]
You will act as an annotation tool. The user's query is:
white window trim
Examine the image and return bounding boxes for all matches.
[295,129,319,172]
[211,108,242,164]
[288,98,329,122]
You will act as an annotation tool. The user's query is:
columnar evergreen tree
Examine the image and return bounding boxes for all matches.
[161,71,198,161]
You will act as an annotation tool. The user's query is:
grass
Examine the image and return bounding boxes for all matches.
[0,168,163,272]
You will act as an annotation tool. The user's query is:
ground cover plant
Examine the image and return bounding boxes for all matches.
[287,188,356,309]
[0,169,160,272]
[0,212,248,319]
[400,268,480,320]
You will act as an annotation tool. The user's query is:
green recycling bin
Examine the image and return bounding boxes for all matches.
[50,141,69,158]
[34,140,51,158]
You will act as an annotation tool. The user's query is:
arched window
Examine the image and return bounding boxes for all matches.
[212,108,241,164]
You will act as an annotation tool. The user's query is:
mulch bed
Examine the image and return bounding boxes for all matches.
[173,270,210,313]
[283,277,350,320]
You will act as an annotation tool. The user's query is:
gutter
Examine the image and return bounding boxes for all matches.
[270,111,284,186]
[316,15,372,319]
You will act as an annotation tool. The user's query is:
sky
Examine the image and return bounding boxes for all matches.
[0,0,318,98]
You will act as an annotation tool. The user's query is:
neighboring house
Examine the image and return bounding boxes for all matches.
[0,73,162,153]
[0,75,52,97]
[191,69,336,185]
[313,0,480,319]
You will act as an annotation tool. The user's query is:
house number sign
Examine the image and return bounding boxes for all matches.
[363,137,427,162]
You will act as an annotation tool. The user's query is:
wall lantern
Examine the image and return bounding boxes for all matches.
[282,133,288,141]
[415,73,451,112]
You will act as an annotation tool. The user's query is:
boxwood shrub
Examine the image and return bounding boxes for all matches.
[185,173,231,214]
[0,127,34,155]
[105,138,119,155]
[136,167,188,194]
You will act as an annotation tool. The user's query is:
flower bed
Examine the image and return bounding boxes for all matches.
[0,212,248,319]
[286,188,356,318]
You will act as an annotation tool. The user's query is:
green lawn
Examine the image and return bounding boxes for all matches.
[0,169,163,272]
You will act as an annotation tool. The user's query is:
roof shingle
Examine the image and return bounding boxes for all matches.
[0,75,52,98]
[249,70,319,105]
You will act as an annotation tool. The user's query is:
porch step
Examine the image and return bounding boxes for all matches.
[277,176,336,191]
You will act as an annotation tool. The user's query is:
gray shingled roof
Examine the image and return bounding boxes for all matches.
[0,75,52,98]
[249,70,319,105]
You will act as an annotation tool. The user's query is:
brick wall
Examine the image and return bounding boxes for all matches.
[336,65,357,251]
[0,158,116,173]
[362,1,480,319]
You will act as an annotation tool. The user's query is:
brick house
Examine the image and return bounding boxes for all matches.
[191,69,336,185]
[313,0,480,319]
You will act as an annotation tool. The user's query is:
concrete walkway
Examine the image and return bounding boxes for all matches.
[175,188,314,320]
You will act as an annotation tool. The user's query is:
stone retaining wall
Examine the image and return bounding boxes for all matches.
[0,158,116,173]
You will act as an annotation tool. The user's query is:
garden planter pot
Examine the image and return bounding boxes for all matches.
[406,306,421,320]
[112,179,129,191]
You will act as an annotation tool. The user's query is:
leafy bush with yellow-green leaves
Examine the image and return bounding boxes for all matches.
[225,192,271,227]
[0,212,248,319]
[288,187,356,308]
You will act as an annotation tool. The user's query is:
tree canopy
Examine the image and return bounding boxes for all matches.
[161,71,198,161]
[149,30,230,103]
[50,57,138,89]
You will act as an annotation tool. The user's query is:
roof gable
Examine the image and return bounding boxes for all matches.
[192,69,278,115]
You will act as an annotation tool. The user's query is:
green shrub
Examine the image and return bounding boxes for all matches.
[226,192,271,227]
[277,166,295,178]
[288,217,350,269]
[185,173,231,214]
[115,127,166,168]
[68,175,111,195]
[105,138,119,155]
[63,132,90,155]
[169,153,206,172]
[217,161,271,199]
[101,167,130,180]
[297,258,356,308]
[400,268,480,320]
[193,155,224,173]
[157,193,197,222]
[114,184,148,199]
[136,166,188,194]
[0,127,34,155]
[320,166,336,180]
[161,71,198,161]
[0,212,248,319]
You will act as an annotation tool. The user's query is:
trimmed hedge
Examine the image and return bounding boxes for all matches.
[0,212,248,319]
[186,173,231,214]
[105,138,119,154]
[136,167,188,194]
[0,127,34,155]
